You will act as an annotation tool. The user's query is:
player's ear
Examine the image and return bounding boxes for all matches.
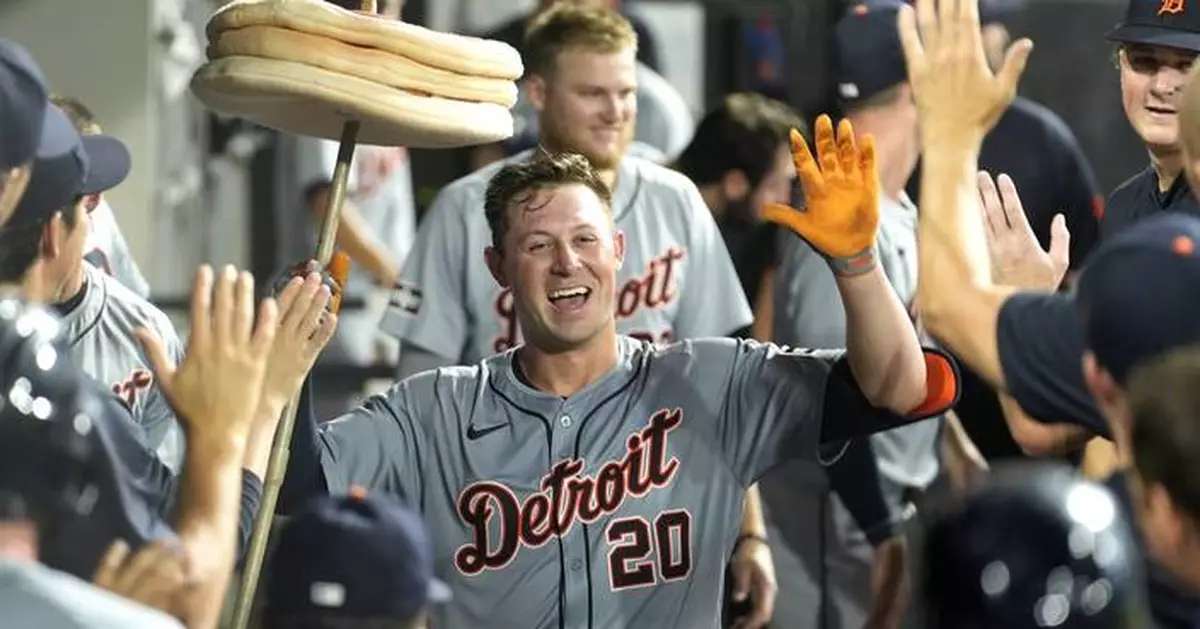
[1082,350,1129,448]
[484,245,509,288]
[720,170,750,202]
[613,229,626,270]
[526,74,548,113]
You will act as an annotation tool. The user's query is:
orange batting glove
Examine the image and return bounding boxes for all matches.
[762,114,880,276]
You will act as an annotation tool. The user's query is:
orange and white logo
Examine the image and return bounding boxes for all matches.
[1159,0,1185,16]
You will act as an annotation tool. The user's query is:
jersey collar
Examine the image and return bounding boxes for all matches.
[484,336,646,421]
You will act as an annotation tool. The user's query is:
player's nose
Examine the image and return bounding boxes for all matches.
[550,243,583,274]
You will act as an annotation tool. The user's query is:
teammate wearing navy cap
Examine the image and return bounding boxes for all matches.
[1099,0,1200,238]
[264,491,451,629]
[763,4,976,628]
[899,0,1200,623]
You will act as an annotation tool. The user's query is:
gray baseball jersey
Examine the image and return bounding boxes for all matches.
[763,193,940,628]
[63,262,186,471]
[306,335,945,629]
[0,559,184,629]
[380,150,753,364]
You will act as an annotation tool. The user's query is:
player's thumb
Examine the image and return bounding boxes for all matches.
[997,38,1034,98]
[1049,213,1071,268]
[135,327,176,384]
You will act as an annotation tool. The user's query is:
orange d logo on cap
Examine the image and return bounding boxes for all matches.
[1160,0,1185,16]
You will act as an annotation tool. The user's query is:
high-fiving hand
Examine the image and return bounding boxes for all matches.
[977,172,1070,290]
[137,265,278,453]
[762,115,880,276]
[897,0,1033,148]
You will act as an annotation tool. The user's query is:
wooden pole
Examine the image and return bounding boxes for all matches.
[227,119,362,629]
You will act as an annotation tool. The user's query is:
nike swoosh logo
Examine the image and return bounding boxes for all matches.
[467,424,506,440]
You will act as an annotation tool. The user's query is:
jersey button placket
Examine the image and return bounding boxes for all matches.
[553,401,589,622]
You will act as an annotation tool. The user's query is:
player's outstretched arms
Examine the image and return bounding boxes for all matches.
[897,0,1033,390]
[136,264,278,629]
[764,115,927,414]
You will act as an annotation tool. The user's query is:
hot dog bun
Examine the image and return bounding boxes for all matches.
[208,25,518,108]
[191,56,514,148]
[207,0,523,80]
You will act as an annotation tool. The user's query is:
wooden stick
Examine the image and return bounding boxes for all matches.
[228,119,361,629]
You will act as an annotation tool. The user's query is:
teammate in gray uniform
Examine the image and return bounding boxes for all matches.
[381,5,752,373]
[763,7,953,627]
[5,101,188,471]
[51,95,152,299]
[282,137,960,629]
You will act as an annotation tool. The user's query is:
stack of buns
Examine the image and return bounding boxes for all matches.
[191,0,523,147]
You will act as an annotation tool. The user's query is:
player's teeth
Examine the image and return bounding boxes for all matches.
[550,287,588,299]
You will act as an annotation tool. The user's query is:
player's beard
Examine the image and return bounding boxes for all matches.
[539,114,634,172]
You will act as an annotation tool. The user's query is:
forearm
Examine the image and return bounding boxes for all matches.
[242,395,289,479]
[310,189,399,285]
[998,394,1091,456]
[173,439,246,629]
[835,266,926,414]
[916,150,1015,388]
[739,485,767,538]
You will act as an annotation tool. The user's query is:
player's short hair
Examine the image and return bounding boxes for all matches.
[524,4,637,78]
[265,612,421,629]
[0,193,84,284]
[1126,345,1200,522]
[483,150,613,251]
[49,94,102,135]
[676,92,805,189]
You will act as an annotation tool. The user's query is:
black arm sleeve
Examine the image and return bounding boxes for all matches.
[995,293,1109,438]
[278,374,330,514]
[820,349,961,444]
[824,439,900,546]
[235,472,263,562]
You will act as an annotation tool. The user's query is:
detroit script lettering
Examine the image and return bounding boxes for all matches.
[492,247,686,353]
[454,408,694,590]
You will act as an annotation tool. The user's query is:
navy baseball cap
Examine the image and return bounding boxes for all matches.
[267,491,451,621]
[0,39,78,171]
[834,2,909,106]
[5,107,130,229]
[1075,212,1200,384]
[1107,0,1200,53]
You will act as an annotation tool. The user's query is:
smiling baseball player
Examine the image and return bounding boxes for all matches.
[281,117,959,629]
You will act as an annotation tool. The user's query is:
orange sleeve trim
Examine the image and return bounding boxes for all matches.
[906,350,960,418]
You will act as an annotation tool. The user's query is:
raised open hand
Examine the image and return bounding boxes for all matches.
[136,265,278,453]
[259,272,338,411]
[762,115,879,275]
[897,0,1033,147]
[978,171,1070,290]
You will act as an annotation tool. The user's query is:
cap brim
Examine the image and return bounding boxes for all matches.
[1106,24,1200,53]
[79,135,130,196]
[37,105,80,161]
[427,578,452,603]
